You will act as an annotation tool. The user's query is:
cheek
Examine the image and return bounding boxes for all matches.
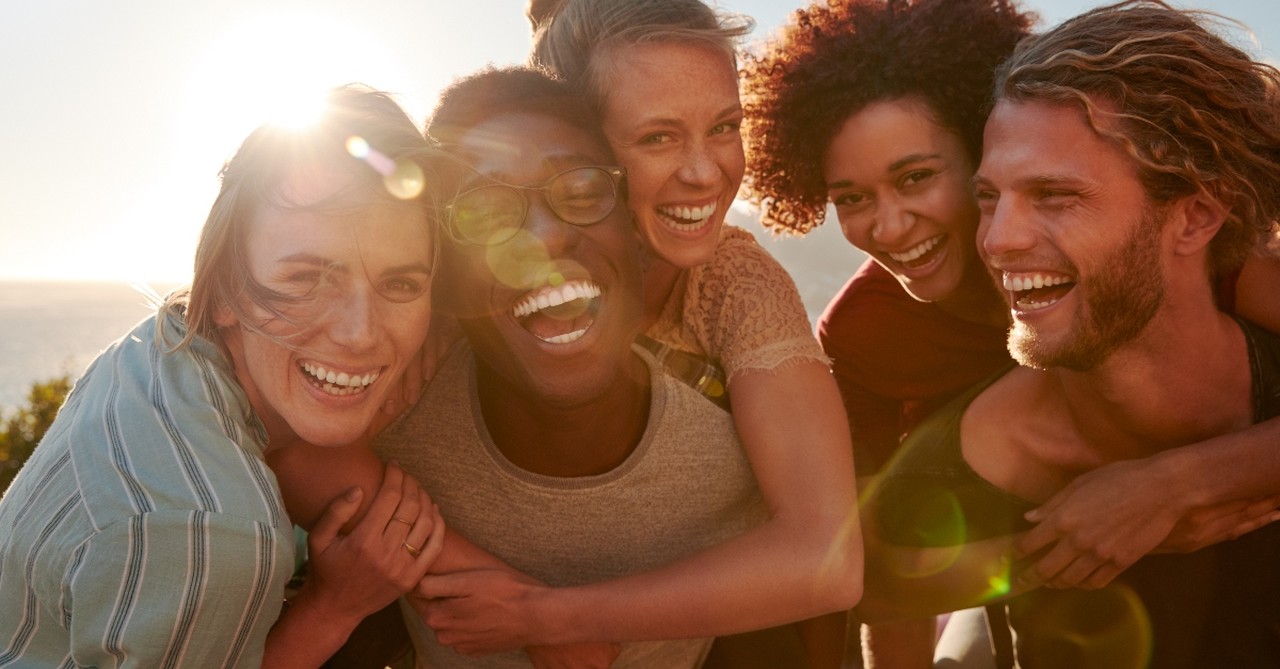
[717,143,746,183]
[836,212,872,250]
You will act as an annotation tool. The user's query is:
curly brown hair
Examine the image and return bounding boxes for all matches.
[740,0,1034,234]
[996,0,1280,276]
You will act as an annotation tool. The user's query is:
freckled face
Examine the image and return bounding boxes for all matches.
[218,168,434,446]
[600,42,745,270]
[822,98,980,303]
[976,99,1166,370]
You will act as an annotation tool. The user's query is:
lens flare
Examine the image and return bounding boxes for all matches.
[1010,584,1153,669]
[346,135,424,200]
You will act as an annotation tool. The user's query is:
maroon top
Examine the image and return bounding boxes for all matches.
[817,260,1010,474]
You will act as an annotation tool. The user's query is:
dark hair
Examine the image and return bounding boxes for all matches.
[741,0,1035,234]
[995,0,1280,275]
[427,66,609,155]
[163,84,436,349]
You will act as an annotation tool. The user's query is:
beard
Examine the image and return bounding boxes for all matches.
[1008,207,1166,371]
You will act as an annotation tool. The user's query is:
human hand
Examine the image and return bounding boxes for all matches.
[1158,493,1280,553]
[408,569,547,655]
[1014,458,1186,590]
[526,643,622,669]
[303,464,445,622]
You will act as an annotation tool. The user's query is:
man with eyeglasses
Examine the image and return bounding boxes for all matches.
[373,67,771,668]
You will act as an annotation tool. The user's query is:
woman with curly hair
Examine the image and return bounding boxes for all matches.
[742,0,1280,665]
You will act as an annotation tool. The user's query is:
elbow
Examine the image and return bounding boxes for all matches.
[799,516,865,613]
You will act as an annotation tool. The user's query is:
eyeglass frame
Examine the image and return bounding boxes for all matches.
[442,164,627,246]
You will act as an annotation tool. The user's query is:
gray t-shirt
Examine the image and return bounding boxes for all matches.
[376,343,767,668]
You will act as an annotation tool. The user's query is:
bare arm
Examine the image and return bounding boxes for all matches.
[262,467,445,669]
[1015,417,1280,589]
[417,362,863,652]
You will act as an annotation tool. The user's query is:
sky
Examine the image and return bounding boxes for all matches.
[1,0,1276,284]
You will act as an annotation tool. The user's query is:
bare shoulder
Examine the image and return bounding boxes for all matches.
[961,369,1075,503]
[1235,251,1280,334]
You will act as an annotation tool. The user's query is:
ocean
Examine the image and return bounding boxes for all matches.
[0,280,177,411]
[0,222,864,414]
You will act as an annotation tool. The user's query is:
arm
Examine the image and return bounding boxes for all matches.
[263,466,445,669]
[418,361,863,652]
[1015,417,1280,589]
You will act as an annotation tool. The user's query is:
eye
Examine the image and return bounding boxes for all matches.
[831,191,869,209]
[709,121,740,137]
[1036,188,1078,209]
[377,275,429,303]
[901,169,935,188]
[639,132,674,146]
[973,187,999,215]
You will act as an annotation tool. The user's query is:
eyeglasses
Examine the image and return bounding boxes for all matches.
[445,165,626,245]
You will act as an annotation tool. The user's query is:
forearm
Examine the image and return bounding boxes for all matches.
[1154,416,1280,507]
[528,511,861,644]
[263,588,366,669]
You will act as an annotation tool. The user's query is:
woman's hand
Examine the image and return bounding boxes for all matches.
[302,464,446,622]
[408,568,545,654]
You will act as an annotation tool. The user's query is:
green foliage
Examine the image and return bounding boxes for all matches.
[1,375,72,494]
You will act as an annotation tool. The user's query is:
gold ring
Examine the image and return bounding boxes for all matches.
[392,517,414,527]
[404,541,421,557]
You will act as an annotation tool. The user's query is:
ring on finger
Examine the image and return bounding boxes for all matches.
[404,541,422,557]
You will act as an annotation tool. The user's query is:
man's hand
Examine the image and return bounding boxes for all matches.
[1016,458,1280,590]
[409,568,546,654]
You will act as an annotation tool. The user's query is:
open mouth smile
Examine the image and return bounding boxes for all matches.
[1003,271,1076,311]
[512,279,602,344]
[300,361,381,396]
[656,202,717,233]
[888,235,946,268]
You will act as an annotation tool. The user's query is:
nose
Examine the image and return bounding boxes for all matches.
[870,197,914,247]
[524,194,581,255]
[327,282,379,352]
[677,142,719,188]
[979,196,1035,259]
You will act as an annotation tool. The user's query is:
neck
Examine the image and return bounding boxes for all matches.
[1052,301,1252,459]
[641,257,684,331]
[477,352,652,477]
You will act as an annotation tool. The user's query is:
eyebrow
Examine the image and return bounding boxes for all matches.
[633,103,743,129]
[276,255,432,276]
[826,152,942,190]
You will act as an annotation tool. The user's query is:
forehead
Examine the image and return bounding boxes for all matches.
[825,98,969,175]
[980,99,1139,184]
[455,112,610,180]
[600,42,739,110]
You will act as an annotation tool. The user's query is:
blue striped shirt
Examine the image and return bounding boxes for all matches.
[0,313,294,668]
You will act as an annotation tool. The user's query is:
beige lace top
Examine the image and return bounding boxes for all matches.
[645,225,829,380]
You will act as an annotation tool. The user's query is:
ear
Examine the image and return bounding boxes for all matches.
[1169,192,1228,258]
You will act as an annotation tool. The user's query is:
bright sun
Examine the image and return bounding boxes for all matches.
[122,12,424,283]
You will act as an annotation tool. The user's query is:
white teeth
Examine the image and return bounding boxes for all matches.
[301,362,380,396]
[512,280,602,319]
[1002,273,1072,292]
[657,202,717,231]
[888,236,943,263]
[537,327,589,344]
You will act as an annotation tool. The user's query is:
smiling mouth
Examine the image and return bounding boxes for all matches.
[888,235,945,268]
[300,361,381,396]
[656,202,717,233]
[1003,272,1075,311]
[512,279,602,344]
